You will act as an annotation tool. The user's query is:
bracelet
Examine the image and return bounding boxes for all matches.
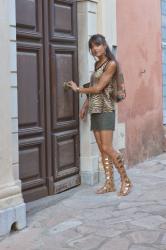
[76,87,80,92]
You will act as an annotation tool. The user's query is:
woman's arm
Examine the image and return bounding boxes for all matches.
[79,98,89,120]
[82,98,89,108]
[68,61,116,94]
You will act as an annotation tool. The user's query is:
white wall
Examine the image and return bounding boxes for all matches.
[0,0,26,236]
[97,0,117,47]
[9,0,20,183]
[77,0,100,185]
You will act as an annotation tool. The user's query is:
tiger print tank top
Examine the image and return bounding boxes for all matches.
[88,60,115,113]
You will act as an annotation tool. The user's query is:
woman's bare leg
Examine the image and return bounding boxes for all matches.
[93,130,116,194]
[100,130,132,196]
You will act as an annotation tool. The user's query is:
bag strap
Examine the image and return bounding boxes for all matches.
[103,60,112,72]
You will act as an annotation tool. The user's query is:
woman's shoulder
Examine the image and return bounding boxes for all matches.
[106,60,116,68]
[104,60,117,72]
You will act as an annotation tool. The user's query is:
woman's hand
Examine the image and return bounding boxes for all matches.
[79,99,89,120]
[67,81,78,92]
[80,106,88,120]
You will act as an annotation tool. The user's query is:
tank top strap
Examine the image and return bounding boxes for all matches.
[102,60,112,72]
[95,59,110,72]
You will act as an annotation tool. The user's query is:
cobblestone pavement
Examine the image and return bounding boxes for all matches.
[1,154,166,250]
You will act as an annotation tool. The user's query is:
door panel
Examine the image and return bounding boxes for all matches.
[53,130,80,193]
[16,0,42,38]
[49,0,77,41]
[16,0,80,202]
[48,0,80,192]
[19,138,46,188]
[50,46,78,128]
[16,0,37,29]
[53,131,79,178]
[17,46,44,129]
[51,51,74,121]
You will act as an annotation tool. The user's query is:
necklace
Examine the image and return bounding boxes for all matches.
[95,58,109,71]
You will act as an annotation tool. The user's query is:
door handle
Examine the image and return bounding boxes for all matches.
[63,81,70,91]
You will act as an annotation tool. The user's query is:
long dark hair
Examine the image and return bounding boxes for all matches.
[88,34,120,80]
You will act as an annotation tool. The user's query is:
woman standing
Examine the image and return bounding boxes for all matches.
[68,34,132,196]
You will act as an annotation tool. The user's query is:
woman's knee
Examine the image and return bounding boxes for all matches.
[101,144,114,155]
[98,143,103,153]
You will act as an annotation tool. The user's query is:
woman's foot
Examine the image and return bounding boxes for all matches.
[111,152,132,196]
[118,178,132,196]
[96,183,116,194]
[96,156,116,194]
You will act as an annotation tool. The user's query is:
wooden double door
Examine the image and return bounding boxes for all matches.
[16,0,80,202]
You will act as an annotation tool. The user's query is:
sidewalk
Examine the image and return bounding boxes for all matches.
[1,154,166,250]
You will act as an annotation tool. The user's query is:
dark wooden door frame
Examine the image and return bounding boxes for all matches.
[42,0,54,195]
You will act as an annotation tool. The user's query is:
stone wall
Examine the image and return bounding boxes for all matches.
[0,0,26,236]
[117,0,164,165]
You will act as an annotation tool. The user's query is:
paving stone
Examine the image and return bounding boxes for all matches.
[160,232,166,245]
[112,207,138,217]
[108,222,129,231]
[139,162,165,174]
[137,189,166,202]
[130,215,166,229]
[134,160,160,169]
[61,195,116,210]
[150,169,166,179]
[95,227,122,238]
[78,206,115,221]
[49,219,82,234]
[152,154,166,161]
[129,245,157,250]
[99,236,130,250]
[160,222,166,230]
[127,230,161,244]
[133,203,166,215]
[154,245,166,250]
[157,160,166,165]
[118,201,156,210]
[159,200,166,206]
[42,229,83,250]
[135,162,165,172]
[66,234,106,250]
[76,225,97,235]
[0,228,43,250]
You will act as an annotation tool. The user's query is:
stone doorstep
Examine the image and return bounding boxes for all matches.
[26,185,84,216]
[0,203,26,237]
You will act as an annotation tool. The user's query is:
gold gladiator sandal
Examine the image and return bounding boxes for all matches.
[96,156,116,194]
[113,152,132,196]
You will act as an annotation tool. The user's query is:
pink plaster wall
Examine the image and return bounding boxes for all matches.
[116,0,164,165]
